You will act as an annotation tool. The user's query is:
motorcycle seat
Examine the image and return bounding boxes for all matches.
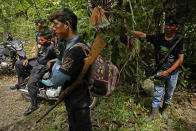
[41,79,54,87]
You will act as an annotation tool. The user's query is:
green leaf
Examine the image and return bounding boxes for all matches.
[119,51,126,58]
[26,0,33,5]
[116,58,121,67]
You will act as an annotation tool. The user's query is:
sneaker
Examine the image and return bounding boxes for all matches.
[10,84,25,90]
[24,105,38,116]
[10,84,20,90]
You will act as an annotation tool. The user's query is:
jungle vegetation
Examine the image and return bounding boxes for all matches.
[0,0,195,130]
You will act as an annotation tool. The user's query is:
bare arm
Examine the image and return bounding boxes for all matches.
[131,30,147,39]
[167,54,184,73]
[160,54,184,78]
[46,58,57,69]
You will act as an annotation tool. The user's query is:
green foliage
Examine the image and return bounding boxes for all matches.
[177,65,191,90]
[0,0,195,130]
[90,84,167,130]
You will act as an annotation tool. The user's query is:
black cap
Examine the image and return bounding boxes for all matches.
[40,30,53,40]
[165,16,181,25]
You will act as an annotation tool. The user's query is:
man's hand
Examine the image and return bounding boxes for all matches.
[23,59,28,66]
[46,61,52,69]
[46,59,57,69]
[130,30,146,39]
[37,44,41,49]
[159,71,169,78]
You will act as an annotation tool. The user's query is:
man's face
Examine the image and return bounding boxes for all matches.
[53,19,68,39]
[164,24,178,35]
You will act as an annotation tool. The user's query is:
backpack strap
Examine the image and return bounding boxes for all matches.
[69,42,90,57]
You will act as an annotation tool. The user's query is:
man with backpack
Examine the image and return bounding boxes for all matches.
[10,31,57,115]
[49,8,92,131]
[131,16,185,122]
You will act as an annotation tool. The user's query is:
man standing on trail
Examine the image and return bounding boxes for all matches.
[49,8,92,131]
[131,16,185,122]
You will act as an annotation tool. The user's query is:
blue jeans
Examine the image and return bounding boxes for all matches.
[152,71,179,108]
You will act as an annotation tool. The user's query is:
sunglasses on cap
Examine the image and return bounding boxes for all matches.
[164,24,178,30]
[40,36,49,44]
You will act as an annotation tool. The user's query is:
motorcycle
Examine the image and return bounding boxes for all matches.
[19,72,97,109]
[0,40,26,71]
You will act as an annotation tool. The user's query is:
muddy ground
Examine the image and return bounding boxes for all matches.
[0,73,196,131]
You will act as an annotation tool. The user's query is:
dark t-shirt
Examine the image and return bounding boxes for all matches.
[37,45,56,65]
[59,46,85,76]
[59,37,90,109]
[146,33,185,72]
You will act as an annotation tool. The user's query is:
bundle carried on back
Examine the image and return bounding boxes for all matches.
[88,55,120,96]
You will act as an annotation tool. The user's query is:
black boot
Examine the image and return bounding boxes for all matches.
[161,103,169,121]
[10,83,25,90]
[145,107,160,122]
[24,99,38,116]
[10,76,26,90]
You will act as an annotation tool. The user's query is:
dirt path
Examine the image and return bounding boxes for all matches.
[0,73,196,131]
[0,75,30,130]
[0,74,67,131]
[170,91,196,130]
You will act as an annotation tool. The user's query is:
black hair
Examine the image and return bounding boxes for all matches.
[35,19,43,26]
[40,30,53,40]
[35,19,49,29]
[49,8,78,32]
[165,16,181,25]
